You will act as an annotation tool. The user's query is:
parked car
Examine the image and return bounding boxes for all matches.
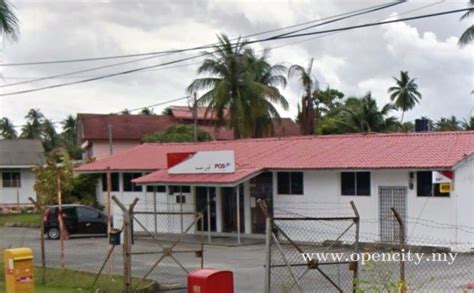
[44,204,108,239]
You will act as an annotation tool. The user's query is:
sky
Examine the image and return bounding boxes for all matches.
[0,0,473,131]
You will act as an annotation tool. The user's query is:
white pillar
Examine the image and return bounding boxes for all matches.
[207,187,212,243]
[216,187,223,233]
[237,185,241,244]
[244,181,252,234]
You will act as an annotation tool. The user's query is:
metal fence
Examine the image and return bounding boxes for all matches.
[262,200,474,293]
[262,200,360,293]
[131,209,204,291]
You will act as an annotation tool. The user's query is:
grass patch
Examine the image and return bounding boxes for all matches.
[0,261,156,292]
[0,213,41,227]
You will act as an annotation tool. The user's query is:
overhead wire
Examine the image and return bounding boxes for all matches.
[0,1,400,67]
[1,7,469,97]
[0,1,403,88]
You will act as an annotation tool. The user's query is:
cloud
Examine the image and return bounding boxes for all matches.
[1,0,473,130]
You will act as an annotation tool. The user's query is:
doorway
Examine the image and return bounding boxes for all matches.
[250,172,273,234]
[379,186,407,242]
[221,185,244,233]
[195,187,216,232]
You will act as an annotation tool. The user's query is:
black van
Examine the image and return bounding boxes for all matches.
[43,204,108,239]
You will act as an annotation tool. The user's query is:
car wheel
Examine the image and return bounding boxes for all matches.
[47,227,60,240]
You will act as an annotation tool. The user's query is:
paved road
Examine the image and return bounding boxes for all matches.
[1,227,473,292]
[0,227,265,292]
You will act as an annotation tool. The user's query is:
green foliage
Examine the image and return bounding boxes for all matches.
[288,58,317,135]
[140,107,155,115]
[34,149,99,207]
[0,0,19,41]
[0,117,17,138]
[458,0,474,46]
[71,173,101,208]
[434,116,463,131]
[388,71,422,123]
[462,116,474,130]
[188,33,289,139]
[143,124,211,143]
[335,92,399,133]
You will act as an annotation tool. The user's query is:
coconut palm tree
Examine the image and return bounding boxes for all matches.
[188,34,252,138]
[21,109,44,139]
[337,92,398,133]
[245,49,289,137]
[189,34,290,139]
[288,58,318,135]
[140,108,155,115]
[0,117,17,138]
[459,0,474,46]
[388,71,422,123]
[434,116,462,131]
[61,115,76,142]
[462,116,474,130]
[42,119,58,152]
[0,0,19,41]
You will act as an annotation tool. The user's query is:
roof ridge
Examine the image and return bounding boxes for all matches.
[144,131,474,147]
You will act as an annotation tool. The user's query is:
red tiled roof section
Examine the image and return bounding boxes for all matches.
[78,114,176,140]
[170,106,229,121]
[76,131,474,180]
[78,112,299,140]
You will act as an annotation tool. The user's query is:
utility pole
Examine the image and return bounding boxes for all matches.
[192,93,198,142]
[108,123,113,155]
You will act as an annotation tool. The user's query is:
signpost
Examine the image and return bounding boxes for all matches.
[432,171,453,193]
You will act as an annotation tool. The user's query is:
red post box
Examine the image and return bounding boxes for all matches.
[188,269,234,293]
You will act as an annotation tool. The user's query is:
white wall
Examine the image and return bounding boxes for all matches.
[272,168,474,250]
[0,169,37,205]
[98,173,196,234]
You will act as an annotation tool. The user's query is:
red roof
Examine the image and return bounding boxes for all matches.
[78,113,176,140]
[78,112,299,141]
[170,106,228,121]
[75,131,474,185]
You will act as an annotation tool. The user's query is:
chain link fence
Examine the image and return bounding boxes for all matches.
[265,201,474,293]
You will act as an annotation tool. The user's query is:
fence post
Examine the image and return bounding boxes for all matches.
[391,207,406,292]
[258,199,271,293]
[350,201,360,293]
[112,195,139,293]
[29,197,46,284]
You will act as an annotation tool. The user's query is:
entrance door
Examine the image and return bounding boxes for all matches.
[250,172,273,234]
[379,186,407,242]
[222,185,244,233]
[196,187,216,232]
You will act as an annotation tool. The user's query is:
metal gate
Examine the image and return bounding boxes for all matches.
[379,186,407,242]
[262,201,360,293]
[131,211,204,290]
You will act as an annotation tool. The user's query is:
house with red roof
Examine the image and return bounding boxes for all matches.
[75,131,474,250]
[77,106,300,159]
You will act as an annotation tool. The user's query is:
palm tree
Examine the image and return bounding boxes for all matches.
[42,119,58,152]
[245,49,289,137]
[434,116,462,131]
[188,34,254,138]
[288,58,318,135]
[462,116,474,130]
[388,71,422,123]
[61,115,76,142]
[0,117,17,138]
[0,0,19,41]
[140,108,155,115]
[459,0,474,46]
[337,92,398,133]
[21,109,44,139]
